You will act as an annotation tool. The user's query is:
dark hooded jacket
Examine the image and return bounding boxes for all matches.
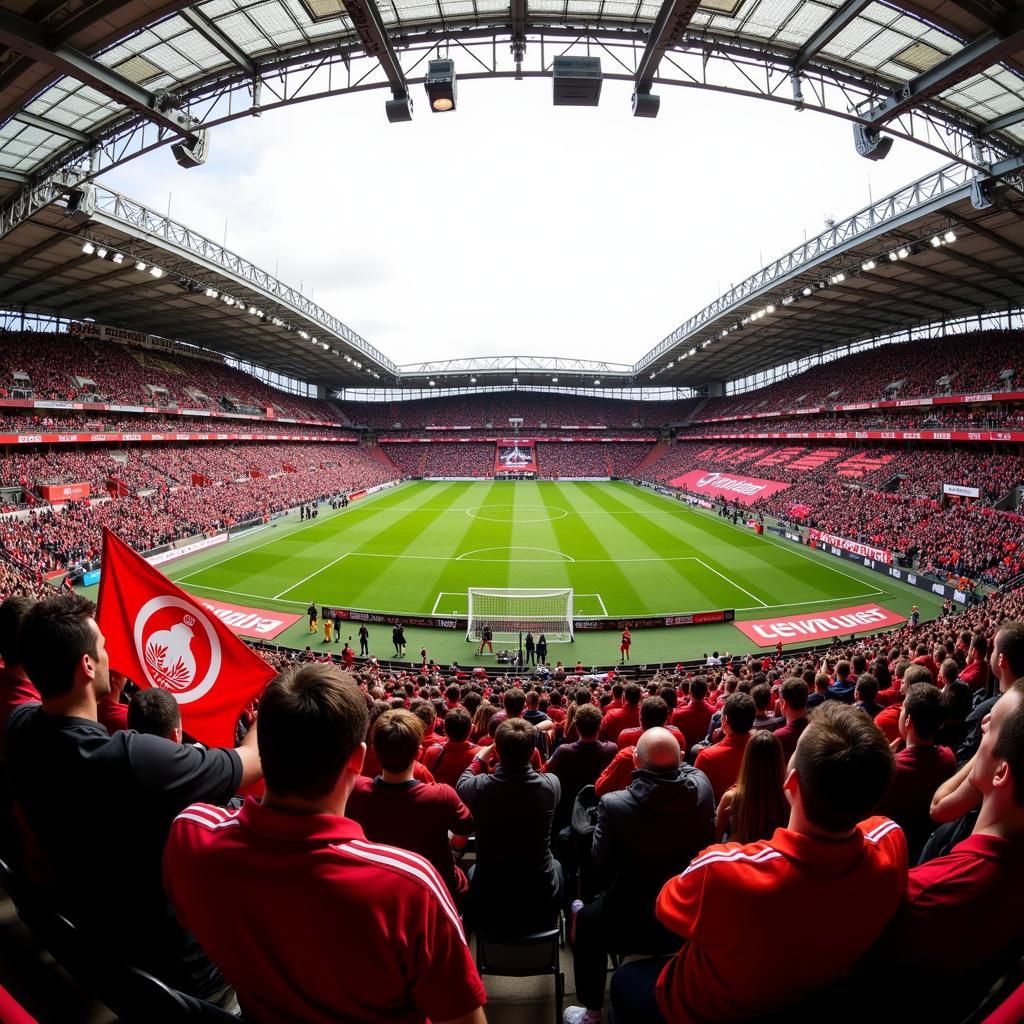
[592,763,715,932]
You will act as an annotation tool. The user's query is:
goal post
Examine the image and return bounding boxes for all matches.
[467,588,574,643]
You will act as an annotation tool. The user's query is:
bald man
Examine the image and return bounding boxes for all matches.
[564,728,715,1024]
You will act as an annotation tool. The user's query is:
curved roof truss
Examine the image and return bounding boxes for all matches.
[1,0,1024,201]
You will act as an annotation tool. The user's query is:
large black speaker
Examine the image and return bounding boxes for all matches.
[553,56,602,107]
[853,123,893,161]
[171,129,210,169]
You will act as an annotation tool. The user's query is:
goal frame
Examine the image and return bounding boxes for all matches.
[466,587,574,643]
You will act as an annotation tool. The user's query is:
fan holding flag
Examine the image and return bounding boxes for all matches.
[3,528,268,1005]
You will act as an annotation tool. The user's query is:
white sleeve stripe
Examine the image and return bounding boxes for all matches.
[680,848,782,877]
[341,845,466,942]
[686,844,774,871]
[174,812,242,831]
[864,821,902,844]
[180,804,239,825]
[350,839,462,923]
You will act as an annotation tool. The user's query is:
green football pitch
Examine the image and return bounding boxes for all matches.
[134,480,940,665]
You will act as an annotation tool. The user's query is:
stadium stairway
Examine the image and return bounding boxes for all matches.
[634,440,669,473]
[367,443,401,474]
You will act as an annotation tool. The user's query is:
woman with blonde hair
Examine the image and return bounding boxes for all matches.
[715,728,788,844]
[470,700,497,744]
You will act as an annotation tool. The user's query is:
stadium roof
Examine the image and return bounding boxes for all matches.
[1,0,1024,389]
[1,0,1023,192]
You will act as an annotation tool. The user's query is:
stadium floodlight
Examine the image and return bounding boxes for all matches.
[96,246,108,259]
[470,376,477,383]
[425,59,457,112]
[944,230,956,243]
[766,304,775,313]
[861,260,876,271]
[81,241,95,254]
[829,272,845,284]
[512,377,519,383]
[551,376,558,383]
[888,251,899,261]
[667,361,674,368]
[802,286,812,296]
[205,287,217,298]
[135,261,147,272]
[594,379,601,385]
[429,380,436,387]
[553,55,602,107]
[150,266,164,278]
[897,247,909,259]
[112,252,124,264]
[466,588,574,643]
[249,306,258,315]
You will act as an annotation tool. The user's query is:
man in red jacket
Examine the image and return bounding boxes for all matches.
[670,677,714,752]
[599,683,642,744]
[422,708,480,788]
[609,702,905,1024]
[693,693,755,804]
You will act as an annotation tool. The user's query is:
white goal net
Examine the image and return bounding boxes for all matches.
[467,588,574,643]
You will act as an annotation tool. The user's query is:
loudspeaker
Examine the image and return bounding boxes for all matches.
[553,56,602,107]
[171,129,209,169]
[853,123,893,161]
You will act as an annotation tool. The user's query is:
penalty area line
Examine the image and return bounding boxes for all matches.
[694,558,767,608]
[274,553,350,601]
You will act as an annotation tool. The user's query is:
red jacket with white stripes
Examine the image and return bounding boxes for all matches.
[655,816,907,1024]
[162,796,486,1024]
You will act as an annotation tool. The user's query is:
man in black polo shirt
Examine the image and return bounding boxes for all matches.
[4,595,262,1002]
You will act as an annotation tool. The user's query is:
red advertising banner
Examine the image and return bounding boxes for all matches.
[192,597,302,640]
[668,469,791,506]
[683,429,1024,444]
[0,431,355,446]
[733,602,907,646]
[38,482,90,503]
[807,529,892,565]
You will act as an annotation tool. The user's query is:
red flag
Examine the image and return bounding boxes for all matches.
[96,528,275,748]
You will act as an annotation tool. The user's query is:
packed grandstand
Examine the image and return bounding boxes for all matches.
[3,0,1024,1016]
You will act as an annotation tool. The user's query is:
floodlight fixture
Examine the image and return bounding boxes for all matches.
[897,247,909,259]
[249,306,258,315]
[766,304,776,313]
[150,266,164,278]
[136,261,148,272]
[861,260,876,271]
[385,94,414,123]
[470,376,477,383]
[553,56,602,107]
[96,246,108,259]
[944,230,956,243]
[112,252,124,264]
[551,376,558,383]
[512,377,519,383]
[930,236,942,247]
[205,287,218,298]
[425,59,457,112]
[802,286,812,296]
[829,272,845,284]
[594,379,601,385]
[888,251,899,261]
[81,241,95,254]
[428,379,436,387]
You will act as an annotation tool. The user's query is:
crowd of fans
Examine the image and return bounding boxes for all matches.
[0,582,1021,1023]
[0,331,334,421]
[696,329,1024,419]
[0,444,398,576]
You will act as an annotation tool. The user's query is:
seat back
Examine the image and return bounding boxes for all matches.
[475,928,561,977]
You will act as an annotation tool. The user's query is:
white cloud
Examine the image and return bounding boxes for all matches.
[104,76,944,370]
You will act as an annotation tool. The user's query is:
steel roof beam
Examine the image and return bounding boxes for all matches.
[634,0,703,92]
[982,106,1024,136]
[946,209,1024,261]
[12,111,93,144]
[0,8,200,138]
[511,0,526,65]
[792,0,874,71]
[864,9,1024,127]
[178,8,257,77]
[339,0,410,99]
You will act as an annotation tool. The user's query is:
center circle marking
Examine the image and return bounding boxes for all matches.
[465,504,569,524]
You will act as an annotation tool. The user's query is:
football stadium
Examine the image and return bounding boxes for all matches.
[1,0,1024,1020]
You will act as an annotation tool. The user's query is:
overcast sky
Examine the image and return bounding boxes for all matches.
[104,77,945,370]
